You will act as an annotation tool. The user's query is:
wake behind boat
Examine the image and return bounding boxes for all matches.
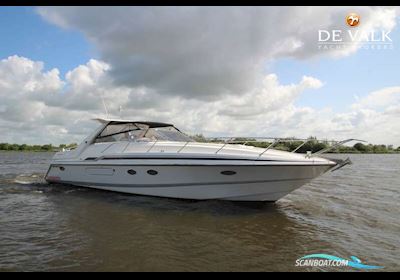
[45,118,352,201]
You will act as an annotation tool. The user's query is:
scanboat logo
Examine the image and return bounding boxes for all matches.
[346,13,360,27]
[295,254,383,270]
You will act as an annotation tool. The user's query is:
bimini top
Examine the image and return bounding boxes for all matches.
[93,118,174,128]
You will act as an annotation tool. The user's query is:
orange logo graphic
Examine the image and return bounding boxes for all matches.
[346,13,360,27]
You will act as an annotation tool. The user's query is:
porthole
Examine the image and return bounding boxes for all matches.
[59,166,65,171]
[147,170,158,175]
[127,169,136,175]
[221,170,236,175]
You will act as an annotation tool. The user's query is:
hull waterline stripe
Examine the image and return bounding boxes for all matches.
[49,162,336,167]
[93,156,324,163]
[47,177,315,188]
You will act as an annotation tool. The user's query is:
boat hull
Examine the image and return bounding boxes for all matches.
[45,163,333,201]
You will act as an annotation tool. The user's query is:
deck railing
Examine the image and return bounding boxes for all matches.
[145,137,365,158]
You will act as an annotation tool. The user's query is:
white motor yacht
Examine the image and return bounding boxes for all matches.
[45,118,352,201]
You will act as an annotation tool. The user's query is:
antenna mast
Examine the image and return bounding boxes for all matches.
[101,93,109,118]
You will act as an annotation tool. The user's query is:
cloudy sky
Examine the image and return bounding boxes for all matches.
[1,6,400,146]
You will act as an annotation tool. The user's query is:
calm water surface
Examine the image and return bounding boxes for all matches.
[0,152,399,271]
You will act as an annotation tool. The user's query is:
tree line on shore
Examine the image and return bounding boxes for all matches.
[1,137,399,153]
[0,143,78,152]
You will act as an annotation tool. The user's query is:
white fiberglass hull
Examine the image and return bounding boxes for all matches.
[45,162,334,201]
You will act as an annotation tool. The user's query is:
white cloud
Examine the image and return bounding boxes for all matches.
[37,6,398,100]
[1,7,399,146]
[0,55,63,96]
[0,55,322,144]
[1,55,400,146]
[352,86,400,110]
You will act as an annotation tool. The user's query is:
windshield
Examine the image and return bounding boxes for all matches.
[94,123,194,143]
[144,126,194,142]
[95,123,141,143]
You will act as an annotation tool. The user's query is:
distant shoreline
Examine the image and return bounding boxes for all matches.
[1,140,399,154]
[1,149,399,155]
[0,150,59,152]
[0,143,77,153]
[1,150,398,154]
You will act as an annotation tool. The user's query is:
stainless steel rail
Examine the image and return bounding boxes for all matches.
[142,137,365,158]
[311,139,366,156]
[203,137,366,158]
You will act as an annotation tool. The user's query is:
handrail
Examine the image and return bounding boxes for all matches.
[215,138,233,154]
[146,140,158,152]
[142,137,365,155]
[311,138,367,156]
[208,137,310,158]
[291,140,309,153]
[205,136,311,142]
[202,137,367,156]
[257,140,279,158]
[177,141,190,153]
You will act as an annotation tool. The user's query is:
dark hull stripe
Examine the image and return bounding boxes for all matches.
[94,156,316,163]
[98,156,275,161]
[49,163,335,167]
[49,177,315,188]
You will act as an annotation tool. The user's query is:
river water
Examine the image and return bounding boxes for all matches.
[0,152,399,271]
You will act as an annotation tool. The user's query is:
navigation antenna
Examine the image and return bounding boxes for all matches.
[101,93,109,118]
[119,105,123,119]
